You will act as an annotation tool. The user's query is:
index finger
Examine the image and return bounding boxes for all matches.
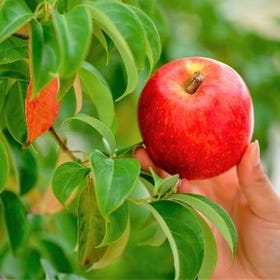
[134,147,170,178]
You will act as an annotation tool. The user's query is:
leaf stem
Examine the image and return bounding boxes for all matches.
[49,126,77,161]
[127,196,152,205]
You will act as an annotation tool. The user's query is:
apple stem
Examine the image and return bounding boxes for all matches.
[185,71,203,94]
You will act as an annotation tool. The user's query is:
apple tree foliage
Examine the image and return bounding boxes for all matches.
[0,0,278,279]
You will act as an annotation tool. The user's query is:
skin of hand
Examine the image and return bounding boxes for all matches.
[134,141,280,279]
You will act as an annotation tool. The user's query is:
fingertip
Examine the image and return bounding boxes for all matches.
[237,141,280,217]
[237,141,265,186]
[133,147,154,173]
[133,146,167,176]
[248,140,261,168]
[133,146,146,159]
[177,179,189,193]
[237,141,260,180]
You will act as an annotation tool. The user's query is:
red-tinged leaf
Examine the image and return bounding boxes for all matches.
[25,77,60,144]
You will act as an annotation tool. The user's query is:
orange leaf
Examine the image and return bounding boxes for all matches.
[25,77,60,144]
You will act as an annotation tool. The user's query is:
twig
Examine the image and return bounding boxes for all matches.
[49,126,77,161]
[13,33,29,40]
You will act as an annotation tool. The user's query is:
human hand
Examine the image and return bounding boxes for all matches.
[134,141,280,279]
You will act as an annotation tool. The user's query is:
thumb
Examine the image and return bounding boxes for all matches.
[237,141,280,219]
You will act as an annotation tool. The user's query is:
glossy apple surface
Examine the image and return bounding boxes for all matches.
[138,57,254,180]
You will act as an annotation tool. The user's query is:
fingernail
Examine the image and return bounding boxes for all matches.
[250,140,260,167]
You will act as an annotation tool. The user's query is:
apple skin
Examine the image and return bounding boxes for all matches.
[138,57,254,180]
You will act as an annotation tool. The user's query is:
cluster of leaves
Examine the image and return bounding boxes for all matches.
[0,0,239,279]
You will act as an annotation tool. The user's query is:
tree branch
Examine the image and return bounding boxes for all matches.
[13,33,29,40]
[49,127,77,161]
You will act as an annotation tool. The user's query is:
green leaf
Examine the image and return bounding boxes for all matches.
[90,149,140,219]
[195,214,218,280]
[149,167,162,188]
[0,79,9,113]
[52,5,92,78]
[158,174,179,196]
[37,239,72,273]
[0,37,28,64]
[171,194,237,256]
[77,181,107,268]
[41,259,57,280]
[3,131,39,195]
[52,161,90,205]
[30,20,59,95]
[91,0,146,68]
[12,145,38,195]
[32,134,60,189]
[4,81,27,144]
[0,138,9,193]
[129,6,161,74]
[41,259,85,280]
[79,62,115,128]
[149,168,179,197]
[147,200,204,280]
[151,172,179,198]
[1,190,30,254]
[0,0,33,43]
[66,114,116,155]
[78,180,130,270]
[90,216,130,270]
[99,202,129,247]
[86,0,146,99]
[130,177,152,200]
[137,218,166,247]
[139,173,155,196]
[0,59,29,80]
[93,25,110,63]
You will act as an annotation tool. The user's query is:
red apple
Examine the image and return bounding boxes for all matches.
[138,57,254,180]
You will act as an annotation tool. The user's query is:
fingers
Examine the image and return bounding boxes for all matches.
[237,141,280,219]
[133,147,155,173]
[133,147,169,178]
[177,178,198,194]
[135,143,280,222]
[177,174,239,214]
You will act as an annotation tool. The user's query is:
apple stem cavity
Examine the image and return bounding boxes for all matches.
[185,71,203,95]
